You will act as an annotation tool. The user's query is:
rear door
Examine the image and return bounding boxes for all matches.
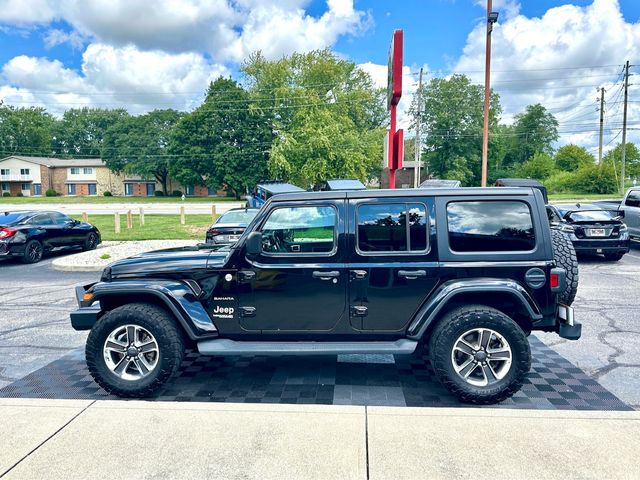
[347,197,439,332]
[622,189,640,235]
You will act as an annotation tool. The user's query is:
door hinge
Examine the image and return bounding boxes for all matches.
[239,306,256,317]
[239,270,256,283]
[350,305,368,317]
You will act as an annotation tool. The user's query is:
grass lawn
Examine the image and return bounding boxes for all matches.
[0,195,239,204]
[72,214,218,241]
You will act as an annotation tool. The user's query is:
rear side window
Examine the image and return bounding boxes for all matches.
[447,201,535,252]
[357,203,428,253]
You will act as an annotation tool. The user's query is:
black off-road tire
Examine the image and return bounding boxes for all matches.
[86,303,185,398]
[429,305,531,405]
[82,232,99,251]
[550,229,579,305]
[604,252,624,261]
[21,239,43,264]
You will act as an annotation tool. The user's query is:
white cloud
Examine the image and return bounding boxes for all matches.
[1,45,229,116]
[457,0,640,152]
[43,28,86,49]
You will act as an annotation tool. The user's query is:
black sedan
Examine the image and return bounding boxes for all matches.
[0,210,101,264]
[547,203,630,261]
[205,208,259,245]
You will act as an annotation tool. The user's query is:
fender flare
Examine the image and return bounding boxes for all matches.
[406,278,542,340]
[85,280,217,340]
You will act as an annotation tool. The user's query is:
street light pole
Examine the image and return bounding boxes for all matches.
[481,2,498,187]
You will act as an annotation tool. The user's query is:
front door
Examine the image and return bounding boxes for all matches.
[347,198,440,332]
[238,201,346,332]
[622,189,640,235]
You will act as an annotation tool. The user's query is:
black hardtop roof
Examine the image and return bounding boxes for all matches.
[270,187,539,202]
[257,182,304,194]
[495,178,544,187]
[325,179,366,190]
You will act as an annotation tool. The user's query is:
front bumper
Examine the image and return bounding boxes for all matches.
[70,283,101,330]
[557,304,581,340]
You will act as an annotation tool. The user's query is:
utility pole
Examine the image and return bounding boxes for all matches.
[481,3,499,187]
[414,67,423,188]
[620,60,630,195]
[598,87,605,164]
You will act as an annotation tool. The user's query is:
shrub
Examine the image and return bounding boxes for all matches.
[16,192,24,197]
[172,190,183,197]
[103,191,113,197]
[154,190,165,196]
[2,192,10,197]
[570,164,618,194]
[516,152,556,180]
[45,189,58,197]
[544,171,575,194]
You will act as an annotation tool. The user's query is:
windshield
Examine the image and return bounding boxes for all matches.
[0,212,30,225]
[216,210,258,224]
[563,210,618,222]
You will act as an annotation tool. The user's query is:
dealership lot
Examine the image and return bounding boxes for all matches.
[1,246,639,409]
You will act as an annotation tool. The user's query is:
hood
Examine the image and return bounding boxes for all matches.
[106,245,231,278]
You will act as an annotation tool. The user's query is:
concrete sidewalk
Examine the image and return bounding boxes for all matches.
[1,399,638,480]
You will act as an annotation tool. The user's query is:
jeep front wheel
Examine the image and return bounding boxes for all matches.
[429,305,531,405]
[85,303,185,398]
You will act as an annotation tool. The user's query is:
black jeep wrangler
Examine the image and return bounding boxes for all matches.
[71,187,580,404]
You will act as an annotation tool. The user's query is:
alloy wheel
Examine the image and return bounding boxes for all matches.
[451,328,512,387]
[103,324,160,381]
[28,242,42,262]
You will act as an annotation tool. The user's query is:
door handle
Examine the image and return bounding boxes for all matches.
[398,270,427,279]
[312,270,340,280]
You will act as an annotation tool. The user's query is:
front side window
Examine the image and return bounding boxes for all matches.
[357,203,428,253]
[50,212,70,225]
[447,201,535,252]
[261,205,336,255]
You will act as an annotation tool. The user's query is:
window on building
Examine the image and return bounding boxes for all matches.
[0,169,10,176]
[20,168,30,175]
[33,184,42,196]
[261,206,337,255]
[146,183,155,196]
[88,184,97,195]
[1,183,9,191]
[67,184,77,195]
[124,184,133,196]
[447,201,536,252]
[70,168,80,175]
[185,185,194,196]
[357,203,428,253]
[83,167,93,174]
[208,187,216,196]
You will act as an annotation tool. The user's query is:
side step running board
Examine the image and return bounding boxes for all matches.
[197,338,418,356]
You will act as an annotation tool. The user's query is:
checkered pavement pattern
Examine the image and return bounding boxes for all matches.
[0,337,631,410]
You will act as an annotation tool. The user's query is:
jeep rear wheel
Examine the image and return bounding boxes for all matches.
[86,303,185,398]
[550,229,579,305]
[429,305,531,405]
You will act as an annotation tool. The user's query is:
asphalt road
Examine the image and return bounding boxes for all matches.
[1,246,639,408]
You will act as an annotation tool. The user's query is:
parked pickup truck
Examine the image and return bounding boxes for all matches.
[594,188,640,240]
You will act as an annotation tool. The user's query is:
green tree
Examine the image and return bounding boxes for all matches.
[53,108,129,157]
[0,105,54,157]
[603,143,640,178]
[169,78,273,199]
[503,104,559,168]
[410,74,502,185]
[554,144,595,171]
[103,109,183,194]
[516,152,556,180]
[241,49,386,185]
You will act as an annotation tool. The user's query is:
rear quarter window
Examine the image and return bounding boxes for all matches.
[447,201,535,252]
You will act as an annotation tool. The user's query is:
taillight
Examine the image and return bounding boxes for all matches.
[207,229,221,236]
[0,228,16,239]
[550,273,559,289]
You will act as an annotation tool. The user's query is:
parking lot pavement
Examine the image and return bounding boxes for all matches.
[0,254,98,389]
[537,243,640,409]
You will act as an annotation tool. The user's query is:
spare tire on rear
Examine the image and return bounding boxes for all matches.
[550,229,579,305]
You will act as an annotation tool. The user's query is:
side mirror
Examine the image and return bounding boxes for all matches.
[245,231,263,256]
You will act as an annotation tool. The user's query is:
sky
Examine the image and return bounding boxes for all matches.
[0,0,639,155]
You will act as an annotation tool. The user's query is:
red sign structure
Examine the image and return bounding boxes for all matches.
[387,29,403,188]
